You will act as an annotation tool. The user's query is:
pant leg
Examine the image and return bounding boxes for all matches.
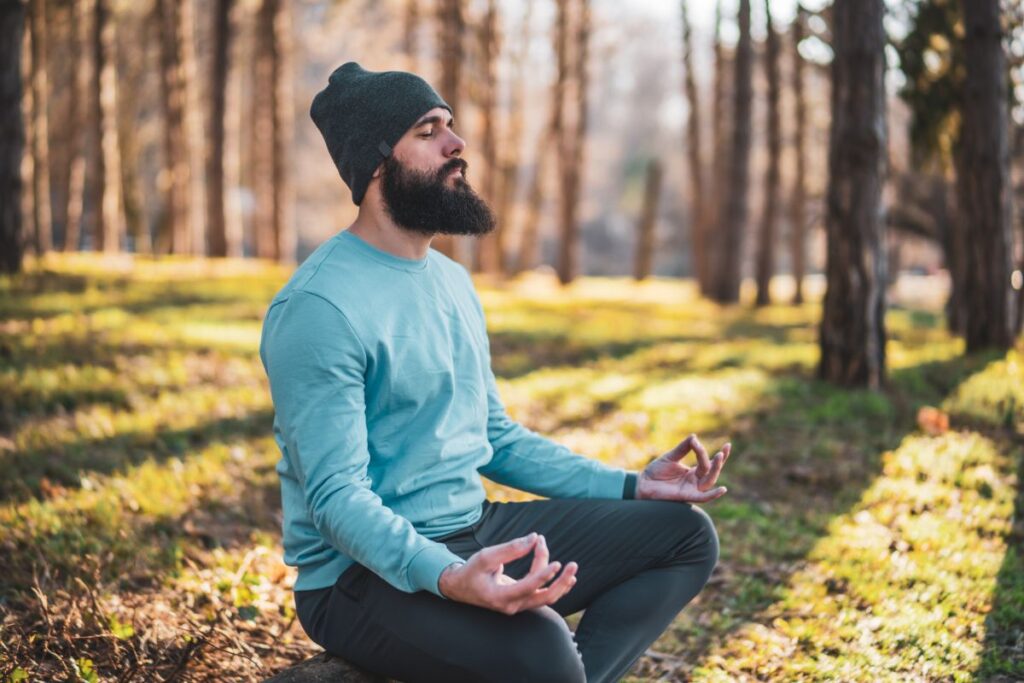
[292,507,587,683]
[472,497,720,683]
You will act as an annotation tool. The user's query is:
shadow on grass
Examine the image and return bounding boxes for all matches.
[652,351,1000,676]
[0,409,274,504]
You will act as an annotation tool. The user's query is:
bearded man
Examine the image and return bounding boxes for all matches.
[259,62,733,683]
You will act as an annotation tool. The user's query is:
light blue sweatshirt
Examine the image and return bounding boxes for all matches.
[258,229,632,598]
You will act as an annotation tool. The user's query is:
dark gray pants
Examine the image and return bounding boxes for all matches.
[294,497,719,683]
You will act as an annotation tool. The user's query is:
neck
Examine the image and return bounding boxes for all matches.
[346,200,432,260]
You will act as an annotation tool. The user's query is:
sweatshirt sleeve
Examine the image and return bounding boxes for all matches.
[260,290,465,598]
[466,289,630,500]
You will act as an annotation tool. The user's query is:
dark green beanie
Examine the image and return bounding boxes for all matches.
[310,62,452,206]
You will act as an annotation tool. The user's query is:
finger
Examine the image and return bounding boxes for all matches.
[691,435,712,477]
[721,442,733,465]
[497,559,564,602]
[521,562,579,610]
[664,434,696,462]
[691,485,728,502]
[478,533,538,570]
[700,451,726,487]
[528,534,550,576]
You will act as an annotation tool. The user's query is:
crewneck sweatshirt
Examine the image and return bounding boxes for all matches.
[259,229,634,598]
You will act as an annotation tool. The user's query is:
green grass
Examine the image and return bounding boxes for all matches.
[0,255,1021,681]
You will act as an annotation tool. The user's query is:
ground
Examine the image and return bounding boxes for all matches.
[1,254,1021,682]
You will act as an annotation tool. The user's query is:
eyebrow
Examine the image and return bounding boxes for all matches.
[414,114,454,129]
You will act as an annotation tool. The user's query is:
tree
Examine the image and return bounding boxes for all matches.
[710,0,752,303]
[28,0,52,254]
[432,0,465,262]
[754,0,781,306]
[61,0,89,252]
[633,158,663,280]
[680,0,709,292]
[789,5,808,305]
[957,0,1015,351]
[472,0,502,275]
[206,0,235,258]
[0,0,25,274]
[93,0,122,253]
[818,0,888,388]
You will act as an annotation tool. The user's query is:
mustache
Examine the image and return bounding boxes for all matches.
[437,157,469,180]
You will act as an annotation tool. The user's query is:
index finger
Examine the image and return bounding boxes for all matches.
[692,434,712,476]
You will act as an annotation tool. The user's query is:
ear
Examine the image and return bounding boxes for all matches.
[371,163,383,179]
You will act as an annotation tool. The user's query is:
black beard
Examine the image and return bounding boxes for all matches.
[379,155,497,238]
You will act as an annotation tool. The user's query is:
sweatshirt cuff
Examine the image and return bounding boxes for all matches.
[622,472,638,499]
[407,543,467,599]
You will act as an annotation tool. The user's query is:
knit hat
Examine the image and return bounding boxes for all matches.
[310,62,452,206]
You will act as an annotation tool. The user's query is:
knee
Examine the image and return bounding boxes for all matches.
[499,609,586,683]
[689,504,720,575]
[665,503,720,575]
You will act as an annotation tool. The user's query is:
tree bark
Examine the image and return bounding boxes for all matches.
[28,0,52,254]
[789,6,807,304]
[754,0,782,306]
[633,158,663,281]
[473,0,502,275]
[0,0,26,274]
[818,0,888,388]
[957,0,1015,352]
[61,0,89,252]
[155,0,193,254]
[432,0,465,262]
[680,0,708,291]
[93,0,122,253]
[705,0,728,298]
[403,0,420,73]
[207,0,234,257]
[710,0,752,303]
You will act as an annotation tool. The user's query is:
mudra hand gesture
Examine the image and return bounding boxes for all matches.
[636,434,732,503]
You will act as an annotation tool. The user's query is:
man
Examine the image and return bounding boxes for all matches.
[259,62,732,683]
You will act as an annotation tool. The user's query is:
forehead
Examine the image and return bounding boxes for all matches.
[411,107,454,129]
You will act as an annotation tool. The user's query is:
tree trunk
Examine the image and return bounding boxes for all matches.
[61,0,89,252]
[680,0,708,291]
[117,3,149,253]
[93,0,122,253]
[556,0,590,286]
[957,0,1015,352]
[705,0,728,298]
[403,0,420,73]
[0,0,26,274]
[207,0,234,257]
[789,6,807,305]
[29,0,52,254]
[432,0,465,262]
[155,0,193,254]
[818,0,888,388]
[634,158,663,281]
[473,0,502,275]
[710,0,752,303]
[754,0,781,306]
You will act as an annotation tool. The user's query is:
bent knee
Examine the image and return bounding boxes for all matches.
[496,609,586,683]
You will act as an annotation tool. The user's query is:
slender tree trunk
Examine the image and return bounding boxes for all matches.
[62,0,88,252]
[754,0,781,306]
[223,0,243,258]
[207,0,234,257]
[1,0,26,274]
[818,0,888,388]
[634,158,663,281]
[556,0,590,285]
[29,0,51,254]
[789,6,807,304]
[957,0,1015,352]
[93,0,122,253]
[513,127,552,275]
[432,0,464,262]
[473,0,502,275]
[117,7,149,253]
[155,0,193,254]
[497,0,533,276]
[705,0,728,298]
[404,0,420,73]
[680,1,708,291]
[711,0,752,303]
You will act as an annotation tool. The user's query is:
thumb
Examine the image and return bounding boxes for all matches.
[691,486,728,502]
[477,533,538,570]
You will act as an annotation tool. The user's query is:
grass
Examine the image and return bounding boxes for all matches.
[0,253,1021,682]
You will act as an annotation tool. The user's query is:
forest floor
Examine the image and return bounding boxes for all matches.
[0,254,1022,682]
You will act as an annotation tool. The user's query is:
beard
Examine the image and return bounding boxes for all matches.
[379,154,497,237]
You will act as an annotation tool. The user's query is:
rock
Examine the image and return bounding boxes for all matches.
[263,652,392,683]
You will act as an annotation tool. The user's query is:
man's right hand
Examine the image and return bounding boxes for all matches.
[437,532,578,615]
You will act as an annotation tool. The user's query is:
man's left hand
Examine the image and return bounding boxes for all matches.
[635,434,732,503]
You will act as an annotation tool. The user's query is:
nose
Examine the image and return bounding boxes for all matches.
[445,129,465,158]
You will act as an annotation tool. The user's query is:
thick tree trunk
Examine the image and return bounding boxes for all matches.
[710,0,752,303]
[680,1,708,291]
[957,0,1015,352]
[117,4,149,253]
[789,7,807,305]
[155,0,193,254]
[432,0,464,262]
[29,0,51,254]
[0,0,26,274]
[633,158,663,281]
[754,0,781,306]
[93,0,122,253]
[556,0,590,286]
[207,0,234,257]
[818,0,888,388]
